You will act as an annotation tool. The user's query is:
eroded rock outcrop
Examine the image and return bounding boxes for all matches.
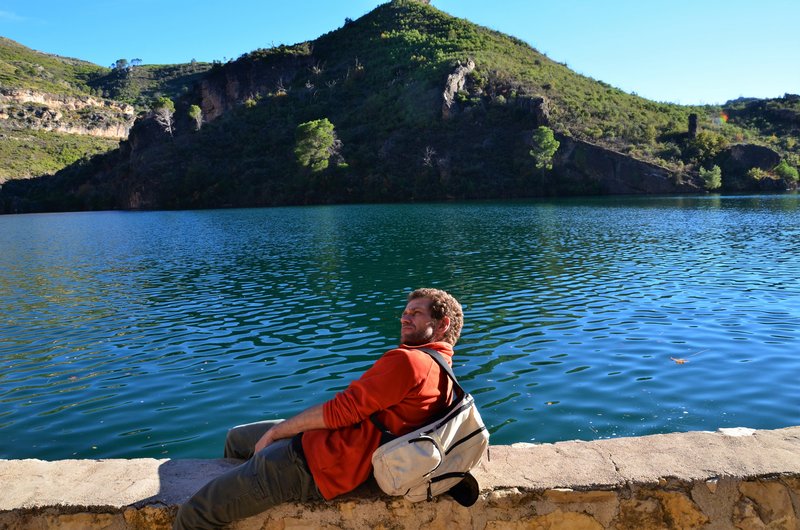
[198,54,315,123]
[442,59,475,120]
[516,95,551,126]
[0,88,135,139]
[0,89,134,114]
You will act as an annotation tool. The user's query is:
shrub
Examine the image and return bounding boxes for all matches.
[774,160,799,183]
[688,131,729,163]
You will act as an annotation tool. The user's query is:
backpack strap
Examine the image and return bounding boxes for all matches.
[370,347,464,440]
[415,347,466,398]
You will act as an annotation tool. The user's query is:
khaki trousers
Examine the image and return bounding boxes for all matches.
[173,420,322,529]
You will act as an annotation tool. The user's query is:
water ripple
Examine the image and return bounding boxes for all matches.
[1,196,800,457]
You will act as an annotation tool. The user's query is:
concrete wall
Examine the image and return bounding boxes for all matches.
[2,426,799,529]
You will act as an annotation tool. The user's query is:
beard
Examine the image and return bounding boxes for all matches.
[401,324,436,346]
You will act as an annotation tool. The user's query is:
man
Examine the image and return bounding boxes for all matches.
[174,288,464,529]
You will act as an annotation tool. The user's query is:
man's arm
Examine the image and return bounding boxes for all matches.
[254,403,326,453]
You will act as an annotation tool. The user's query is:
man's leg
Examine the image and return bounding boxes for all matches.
[173,437,321,530]
[223,420,283,459]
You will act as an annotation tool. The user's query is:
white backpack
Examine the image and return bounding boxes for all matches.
[370,348,489,505]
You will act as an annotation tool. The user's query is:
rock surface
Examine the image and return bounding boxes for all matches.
[2,426,799,529]
[0,88,134,139]
[555,136,701,194]
[442,59,476,120]
[714,143,784,191]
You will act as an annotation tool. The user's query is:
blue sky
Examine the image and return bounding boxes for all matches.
[1,0,798,105]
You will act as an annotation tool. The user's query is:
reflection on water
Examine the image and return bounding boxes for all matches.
[1,195,799,458]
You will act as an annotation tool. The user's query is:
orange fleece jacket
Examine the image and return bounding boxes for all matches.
[302,341,453,500]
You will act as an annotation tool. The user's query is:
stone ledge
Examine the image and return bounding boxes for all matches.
[2,426,799,529]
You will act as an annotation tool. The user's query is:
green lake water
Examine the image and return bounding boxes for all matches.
[1,194,799,458]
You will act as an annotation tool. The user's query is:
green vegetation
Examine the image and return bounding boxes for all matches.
[530,126,560,171]
[188,105,203,131]
[774,160,799,183]
[0,130,117,182]
[699,165,722,190]
[0,37,207,107]
[725,95,800,140]
[0,36,106,96]
[90,61,212,108]
[0,37,214,182]
[294,118,340,172]
[152,97,176,136]
[688,131,729,164]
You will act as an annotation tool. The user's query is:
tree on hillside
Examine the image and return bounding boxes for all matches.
[699,165,722,190]
[294,118,342,172]
[188,105,203,131]
[152,97,176,137]
[114,59,129,71]
[530,126,560,171]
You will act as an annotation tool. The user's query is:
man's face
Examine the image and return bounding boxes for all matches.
[400,297,438,346]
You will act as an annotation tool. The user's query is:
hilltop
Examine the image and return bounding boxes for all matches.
[1,0,797,212]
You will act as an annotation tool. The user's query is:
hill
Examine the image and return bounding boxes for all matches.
[0,37,212,183]
[1,0,797,212]
[0,36,106,95]
[0,36,212,107]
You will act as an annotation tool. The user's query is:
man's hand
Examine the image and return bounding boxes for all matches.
[252,404,327,453]
[254,427,278,453]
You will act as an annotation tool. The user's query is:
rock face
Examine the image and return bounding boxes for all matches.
[123,113,170,158]
[0,88,135,139]
[0,89,134,114]
[2,426,799,529]
[515,95,551,126]
[441,59,476,120]
[198,54,314,123]
[714,143,784,191]
[555,136,699,194]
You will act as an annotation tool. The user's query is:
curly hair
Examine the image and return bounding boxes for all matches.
[407,288,464,345]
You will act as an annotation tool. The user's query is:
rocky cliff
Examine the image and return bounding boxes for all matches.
[556,136,700,194]
[441,59,475,120]
[198,51,315,123]
[0,88,135,139]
